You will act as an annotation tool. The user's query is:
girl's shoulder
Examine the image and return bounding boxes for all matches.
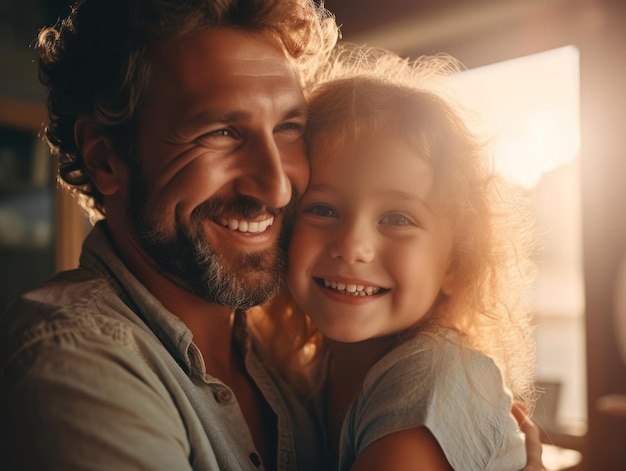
[354,329,510,434]
[365,329,497,389]
[343,330,524,471]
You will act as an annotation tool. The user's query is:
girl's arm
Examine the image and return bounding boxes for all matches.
[350,427,453,471]
[349,418,545,471]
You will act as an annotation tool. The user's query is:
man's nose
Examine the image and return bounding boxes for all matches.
[235,134,295,209]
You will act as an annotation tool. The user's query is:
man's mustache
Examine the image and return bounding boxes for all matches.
[192,194,300,221]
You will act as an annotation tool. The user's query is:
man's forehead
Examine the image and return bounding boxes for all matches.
[152,28,297,78]
[138,26,307,133]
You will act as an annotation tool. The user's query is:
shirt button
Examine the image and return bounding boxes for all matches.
[249,452,262,468]
[214,387,234,404]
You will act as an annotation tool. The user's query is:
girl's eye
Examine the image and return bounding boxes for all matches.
[305,204,338,218]
[380,213,413,226]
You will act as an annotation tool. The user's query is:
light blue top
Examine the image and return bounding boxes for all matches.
[338,333,526,471]
[0,222,325,471]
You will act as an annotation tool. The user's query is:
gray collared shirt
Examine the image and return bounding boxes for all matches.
[0,222,325,470]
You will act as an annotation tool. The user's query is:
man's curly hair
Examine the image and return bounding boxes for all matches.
[36,0,339,221]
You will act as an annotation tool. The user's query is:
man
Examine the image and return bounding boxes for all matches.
[1,1,337,469]
[0,0,544,469]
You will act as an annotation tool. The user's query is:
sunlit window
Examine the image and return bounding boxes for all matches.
[450,46,586,435]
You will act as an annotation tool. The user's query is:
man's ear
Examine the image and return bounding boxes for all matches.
[74,118,124,195]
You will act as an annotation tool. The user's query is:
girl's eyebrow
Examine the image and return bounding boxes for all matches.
[381,189,434,211]
[307,184,423,201]
[307,184,433,209]
[381,189,422,201]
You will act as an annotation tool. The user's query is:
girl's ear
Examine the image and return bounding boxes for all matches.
[441,257,458,296]
[74,118,124,195]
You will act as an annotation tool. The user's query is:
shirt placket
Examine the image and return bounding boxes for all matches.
[233,311,297,471]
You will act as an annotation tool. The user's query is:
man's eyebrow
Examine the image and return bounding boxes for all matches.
[179,110,250,131]
[178,104,307,134]
[306,183,337,193]
[282,104,308,120]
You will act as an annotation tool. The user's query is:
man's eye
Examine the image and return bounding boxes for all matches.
[305,204,338,218]
[209,128,233,137]
[380,213,412,226]
[274,122,305,144]
[195,128,239,149]
[275,122,304,132]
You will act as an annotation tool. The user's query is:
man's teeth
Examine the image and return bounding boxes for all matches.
[323,279,381,296]
[220,216,274,234]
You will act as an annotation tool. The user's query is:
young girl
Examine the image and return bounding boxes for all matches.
[254,48,537,470]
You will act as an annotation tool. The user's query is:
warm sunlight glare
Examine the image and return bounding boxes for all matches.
[494,105,580,188]
[450,46,580,189]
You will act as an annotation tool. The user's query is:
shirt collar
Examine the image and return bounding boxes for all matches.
[79,221,198,374]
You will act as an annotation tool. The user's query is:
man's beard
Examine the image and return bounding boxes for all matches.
[127,170,297,310]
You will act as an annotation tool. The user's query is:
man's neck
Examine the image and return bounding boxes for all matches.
[106,219,236,375]
[131,260,237,378]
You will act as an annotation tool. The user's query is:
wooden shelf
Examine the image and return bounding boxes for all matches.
[596,394,626,418]
[0,96,46,132]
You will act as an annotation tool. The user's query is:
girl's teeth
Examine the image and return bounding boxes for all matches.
[322,279,381,296]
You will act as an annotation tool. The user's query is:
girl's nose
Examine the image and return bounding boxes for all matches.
[328,221,375,264]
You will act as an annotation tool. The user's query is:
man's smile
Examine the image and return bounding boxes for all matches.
[218,215,275,234]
